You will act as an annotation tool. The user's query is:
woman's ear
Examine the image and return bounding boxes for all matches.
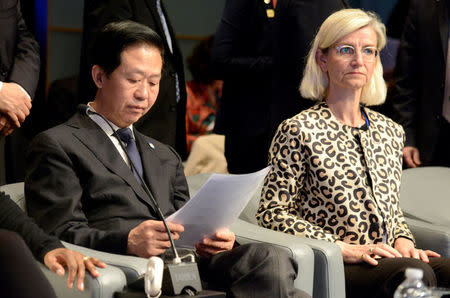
[316,49,328,72]
[91,65,105,88]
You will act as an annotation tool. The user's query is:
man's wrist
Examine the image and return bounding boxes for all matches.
[16,83,31,99]
[0,81,31,99]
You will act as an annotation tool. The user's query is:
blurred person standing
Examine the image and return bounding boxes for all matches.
[212,0,347,174]
[388,0,450,167]
[271,0,347,138]
[185,36,222,154]
[79,0,187,159]
[0,0,36,137]
[212,0,277,174]
[0,0,37,184]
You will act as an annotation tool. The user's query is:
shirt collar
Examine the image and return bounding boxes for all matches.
[86,102,135,138]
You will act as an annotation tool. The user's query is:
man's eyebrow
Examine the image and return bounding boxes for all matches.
[127,69,161,78]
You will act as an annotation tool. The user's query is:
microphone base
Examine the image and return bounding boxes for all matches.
[162,262,202,295]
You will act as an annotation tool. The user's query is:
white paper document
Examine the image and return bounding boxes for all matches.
[167,166,270,248]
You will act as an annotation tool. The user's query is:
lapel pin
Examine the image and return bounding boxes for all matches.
[148,141,155,149]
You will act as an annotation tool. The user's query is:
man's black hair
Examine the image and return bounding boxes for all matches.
[92,20,165,76]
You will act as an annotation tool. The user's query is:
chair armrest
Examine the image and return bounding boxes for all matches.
[406,218,450,258]
[38,260,126,298]
[230,219,314,296]
[0,182,25,211]
[62,242,148,284]
[291,236,345,298]
[231,219,345,298]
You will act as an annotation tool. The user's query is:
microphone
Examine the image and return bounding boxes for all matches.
[80,104,202,296]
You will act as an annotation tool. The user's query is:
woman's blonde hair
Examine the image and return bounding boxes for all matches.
[299,8,387,106]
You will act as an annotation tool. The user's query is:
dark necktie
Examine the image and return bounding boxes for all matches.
[116,127,144,182]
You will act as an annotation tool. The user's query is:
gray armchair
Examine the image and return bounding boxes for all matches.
[236,179,345,298]
[0,182,147,298]
[400,167,450,257]
[2,177,316,297]
[186,173,339,298]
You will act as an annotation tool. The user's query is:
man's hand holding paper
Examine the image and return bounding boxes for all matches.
[195,228,235,258]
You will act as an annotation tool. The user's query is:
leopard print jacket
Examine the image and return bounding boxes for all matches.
[256,103,414,246]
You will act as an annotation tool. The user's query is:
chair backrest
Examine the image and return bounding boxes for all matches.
[238,184,262,225]
[400,167,450,227]
[0,182,26,211]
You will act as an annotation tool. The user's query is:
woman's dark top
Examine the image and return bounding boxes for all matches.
[0,191,63,262]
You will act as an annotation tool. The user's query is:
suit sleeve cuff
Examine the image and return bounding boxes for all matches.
[37,239,65,263]
[95,230,131,255]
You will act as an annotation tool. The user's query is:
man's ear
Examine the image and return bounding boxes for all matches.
[316,49,328,72]
[92,65,105,88]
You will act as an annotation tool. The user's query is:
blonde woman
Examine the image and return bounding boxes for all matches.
[257,8,450,298]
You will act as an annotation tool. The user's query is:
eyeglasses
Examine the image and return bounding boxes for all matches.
[334,44,379,62]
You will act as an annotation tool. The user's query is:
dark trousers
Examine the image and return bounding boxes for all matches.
[0,230,57,298]
[198,243,310,298]
[225,132,272,174]
[345,257,450,298]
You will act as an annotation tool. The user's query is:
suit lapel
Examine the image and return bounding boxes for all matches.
[67,112,157,212]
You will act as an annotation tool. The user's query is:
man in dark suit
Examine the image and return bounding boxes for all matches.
[388,0,450,167]
[79,0,187,159]
[26,21,307,297]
